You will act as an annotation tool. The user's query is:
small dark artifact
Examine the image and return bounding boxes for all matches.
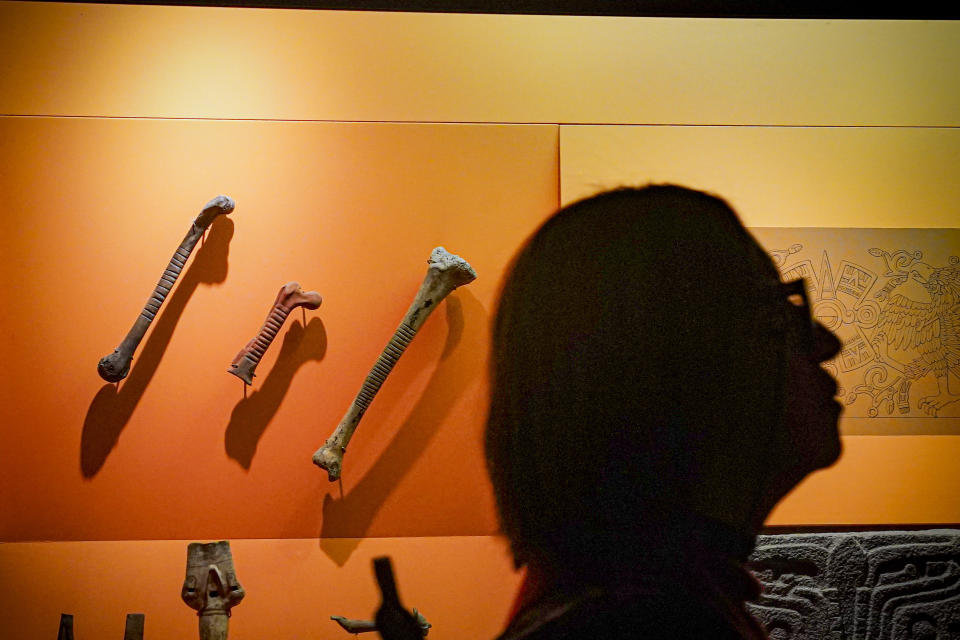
[57,614,74,640]
[372,556,428,640]
[123,614,145,640]
[97,195,234,382]
[312,247,476,481]
[331,609,431,636]
[228,281,322,385]
[181,540,245,640]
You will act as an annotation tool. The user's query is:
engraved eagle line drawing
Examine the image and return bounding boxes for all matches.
[871,249,960,416]
[770,242,960,418]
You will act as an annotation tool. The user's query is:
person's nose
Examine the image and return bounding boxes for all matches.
[812,322,842,363]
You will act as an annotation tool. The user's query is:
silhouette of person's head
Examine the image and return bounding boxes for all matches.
[485,185,842,577]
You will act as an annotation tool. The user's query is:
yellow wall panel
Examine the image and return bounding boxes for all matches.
[560,125,960,227]
[1,2,957,125]
[0,536,522,640]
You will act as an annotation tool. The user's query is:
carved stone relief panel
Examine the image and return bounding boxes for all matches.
[747,530,960,639]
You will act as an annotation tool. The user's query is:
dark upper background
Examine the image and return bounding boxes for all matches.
[32,0,960,19]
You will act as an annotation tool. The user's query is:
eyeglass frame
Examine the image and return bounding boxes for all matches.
[778,277,816,350]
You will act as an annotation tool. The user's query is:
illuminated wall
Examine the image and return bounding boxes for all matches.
[0,3,957,639]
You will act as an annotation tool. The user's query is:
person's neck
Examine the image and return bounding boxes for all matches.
[527,514,757,593]
[509,516,765,638]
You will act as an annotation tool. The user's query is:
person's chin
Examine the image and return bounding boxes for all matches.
[818,434,843,469]
[815,402,844,468]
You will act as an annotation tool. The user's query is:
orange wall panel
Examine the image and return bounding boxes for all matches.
[1,2,958,126]
[769,436,960,525]
[0,536,523,640]
[0,116,559,541]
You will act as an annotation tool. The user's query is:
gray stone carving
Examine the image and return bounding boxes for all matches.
[746,529,960,639]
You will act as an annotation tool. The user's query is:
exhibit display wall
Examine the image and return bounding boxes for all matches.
[1,2,958,639]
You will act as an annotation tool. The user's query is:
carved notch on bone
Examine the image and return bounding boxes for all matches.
[312,247,476,481]
[98,195,234,382]
[228,282,322,385]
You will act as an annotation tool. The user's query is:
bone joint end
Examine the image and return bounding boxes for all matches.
[312,445,343,482]
[98,349,132,382]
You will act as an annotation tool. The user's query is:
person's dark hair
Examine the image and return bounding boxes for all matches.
[485,185,789,572]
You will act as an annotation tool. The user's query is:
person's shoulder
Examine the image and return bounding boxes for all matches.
[496,586,746,640]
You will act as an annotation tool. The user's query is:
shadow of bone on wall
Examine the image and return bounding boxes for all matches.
[80,217,234,478]
[317,290,488,566]
[225,317,328,469]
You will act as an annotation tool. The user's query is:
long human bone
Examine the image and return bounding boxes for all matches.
[312,247,476,481]
[228,282,322,385]
[330,609,431,636]
[181,541,245,640]
[97,195,234,382]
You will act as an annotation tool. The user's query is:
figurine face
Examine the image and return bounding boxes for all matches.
[181,541,245,615]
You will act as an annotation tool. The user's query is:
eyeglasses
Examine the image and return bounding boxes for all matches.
[779,277,815,349]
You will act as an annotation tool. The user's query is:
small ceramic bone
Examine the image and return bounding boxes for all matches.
[312,247,476,481]
[98,196,234,382]
[228,282,322,385]
[181,541,245,640]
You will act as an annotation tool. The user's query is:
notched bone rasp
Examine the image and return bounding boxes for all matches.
[312,247,476,481]
[97,195,234,382]
[228,282,322,385]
